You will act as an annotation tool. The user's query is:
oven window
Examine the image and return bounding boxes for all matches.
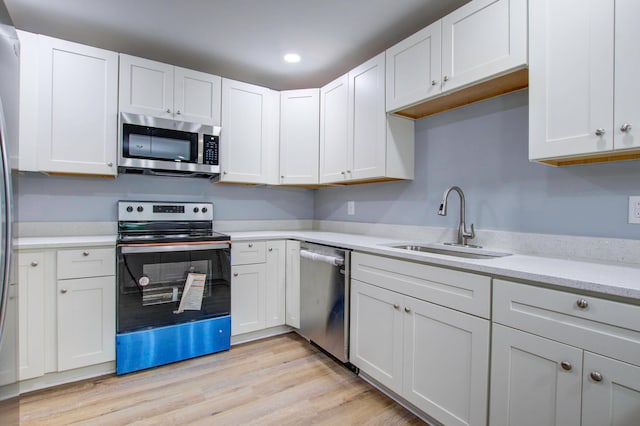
[117,247,230,333]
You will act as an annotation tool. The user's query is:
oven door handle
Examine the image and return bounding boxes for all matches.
[119,242,230,254]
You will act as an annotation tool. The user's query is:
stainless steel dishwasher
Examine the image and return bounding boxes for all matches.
[299,242,351,363]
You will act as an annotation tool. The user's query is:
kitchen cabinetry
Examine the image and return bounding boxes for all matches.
[350,252,491,426]
[529,0,640,165]
[231,240,285,335]
[285,240,300,328]
[119,54,221,126]
[220,79,280,184]
[17,31,118,176]
[319,53,414,184]
[386,0,528,119]
[17,246,116,381]
[279,89,320,185]
[491,280,640,426]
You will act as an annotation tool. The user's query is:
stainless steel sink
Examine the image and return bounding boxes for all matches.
[389,244,511,259]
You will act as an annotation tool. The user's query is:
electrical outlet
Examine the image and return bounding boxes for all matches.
[629,196,640,224]
[347,201,355,216]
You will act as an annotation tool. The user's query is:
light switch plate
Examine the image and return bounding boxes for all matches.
[629,196,640,224]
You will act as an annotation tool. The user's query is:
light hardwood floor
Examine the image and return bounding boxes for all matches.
[20,333,424,425]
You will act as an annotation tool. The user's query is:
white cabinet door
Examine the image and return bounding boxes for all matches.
[220,78,279,184]
[490,324,582,426]
[529,0,614,160]
[118,54,174,119]
[319,74,349,184]
[57,276,116,371]
[582,352,640,426]
[37,35,118,176]
[350,279,404,394]
[348,53,386,181]
[442,0,527,93]
[404,296,490,426]
[279,89,320,185]
[386,20,442,112]
[285,240,300,329]
[613,0,640,151]
[18,252,46,380]
[174,66,221,126]
[231,263,267,335]
[265,241,286,328]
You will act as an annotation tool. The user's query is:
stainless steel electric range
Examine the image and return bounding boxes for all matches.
[116,201,231,375]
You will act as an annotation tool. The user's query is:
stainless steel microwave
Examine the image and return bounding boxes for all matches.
[118,112,221,178]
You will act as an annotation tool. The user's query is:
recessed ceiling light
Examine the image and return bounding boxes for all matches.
[284,53,301,63]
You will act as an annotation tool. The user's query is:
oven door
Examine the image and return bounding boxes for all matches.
[116,242,230,333]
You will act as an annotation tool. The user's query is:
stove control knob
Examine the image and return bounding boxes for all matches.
[193,207,199,213]
[126,206,133,213]
[137,206,144,212]
[202,207,208,213]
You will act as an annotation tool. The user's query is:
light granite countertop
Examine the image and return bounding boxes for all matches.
[15,231,640,301]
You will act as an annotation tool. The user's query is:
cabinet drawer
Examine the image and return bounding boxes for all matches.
[231,241,266,265]
[57,247,115,279]
[493,280,640,366]
[352,252,491,318]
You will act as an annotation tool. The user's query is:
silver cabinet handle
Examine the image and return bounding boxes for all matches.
[560,361,572,371]
[60,289,68,294]
[341,171,346,175]
[268,248,273,252]
[404,307,411,313]
[595,128,605,136]
[393,304,399,310]
[248,243,253,248]
[346,170,351,174]
[590,371,603,382]
[30,261,39,267]
[83,251,90,257]
[107,162,113,167]
[176,110,181,115]
[233,272,238,277]
[443,75,449,82]
[576,299,589,309]
[431,80,438,86]
[620,123,632,132]
[166,108,171,114]
[280,176,284,179]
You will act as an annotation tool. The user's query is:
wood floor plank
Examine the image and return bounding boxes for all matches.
[20,333,425,425]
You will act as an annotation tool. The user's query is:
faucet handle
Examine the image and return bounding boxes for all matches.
[469,223,475,239]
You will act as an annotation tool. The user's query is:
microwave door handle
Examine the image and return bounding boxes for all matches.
[120,243,230,254]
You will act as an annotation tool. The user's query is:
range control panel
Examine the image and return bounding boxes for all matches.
[118,201,213,221]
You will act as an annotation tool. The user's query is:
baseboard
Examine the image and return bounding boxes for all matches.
[231,325,294,345]
[19,362,115,394]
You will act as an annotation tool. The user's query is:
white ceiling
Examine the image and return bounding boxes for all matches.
[4,0,469,90]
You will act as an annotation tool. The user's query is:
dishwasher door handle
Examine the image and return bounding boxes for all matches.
[300,249,344,267]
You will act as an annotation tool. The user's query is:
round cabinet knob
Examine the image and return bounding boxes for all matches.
[126,206,133,213]
[590,371,603,382]
[268,248,273,252]
[576,299,589,309]
[193,207,199,213]
[233,273,238,277]
[83,251,90,257]
[137,206,144,212]
[107,162,113,167]
[620,123,632,132]
[248,243,253,248]
[560,361,572,371]
[60,289,68,294]
[341,171,346,175]
[443,75,449,82]
[595,128,606,136]
[201,207,207,213]
[404,307,411,313]
[166,108,171,114]
[431,80,438,86]
[393,303,400,310]
[176,110,181,115]
[223,171,228,175]
[30,261,39,267]
[346,170,351,174]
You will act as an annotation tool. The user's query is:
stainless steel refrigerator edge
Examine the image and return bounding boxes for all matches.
[0,0,19,424]
[299,242,350,363]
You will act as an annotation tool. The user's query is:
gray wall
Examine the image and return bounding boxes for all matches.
[15,173,314,222]
[315,90,640,240]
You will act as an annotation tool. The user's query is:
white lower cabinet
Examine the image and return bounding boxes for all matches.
[18,246,116,381]
[231,240,286,336]
[350,252,491,426]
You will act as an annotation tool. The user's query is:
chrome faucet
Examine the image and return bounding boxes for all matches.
[437,186,477,247]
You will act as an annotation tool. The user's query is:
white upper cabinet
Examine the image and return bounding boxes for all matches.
[529,0,640,164]
[119,54,221,126]
[320,53,414,184]
[220,78,280,184]
[386,20,442,112]
[441,0,527,93]
[279,89,320,185]
[18,31,118,176]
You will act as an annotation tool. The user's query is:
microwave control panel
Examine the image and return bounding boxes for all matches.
[203,135,219,166]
